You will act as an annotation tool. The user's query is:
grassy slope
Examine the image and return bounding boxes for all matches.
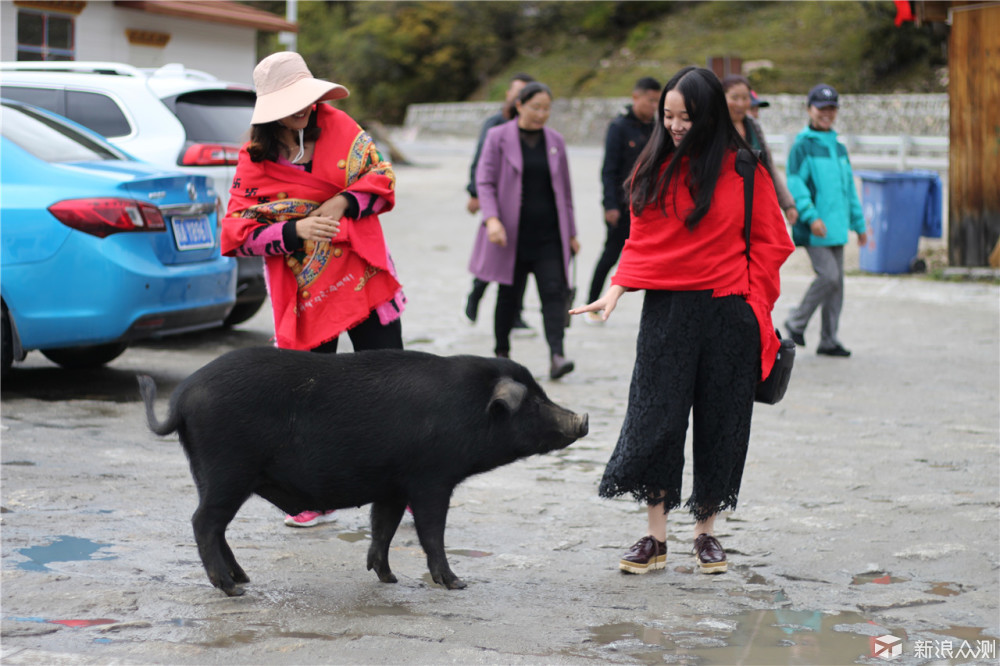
[477,1,942,100]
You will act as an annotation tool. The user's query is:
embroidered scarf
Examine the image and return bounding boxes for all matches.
[222,105,400,351]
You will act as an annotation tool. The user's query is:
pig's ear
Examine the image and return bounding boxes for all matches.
[488,377,527,415]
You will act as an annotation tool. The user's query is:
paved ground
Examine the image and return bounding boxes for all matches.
[1,137,997,665]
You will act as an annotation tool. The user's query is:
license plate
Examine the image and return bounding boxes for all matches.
[171,216,215,250]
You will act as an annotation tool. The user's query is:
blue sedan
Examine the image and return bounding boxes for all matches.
[1,99,237,373]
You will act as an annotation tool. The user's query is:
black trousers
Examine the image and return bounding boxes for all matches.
[588,210,631,303]
[311,309,403,354]
[495,255,566,357]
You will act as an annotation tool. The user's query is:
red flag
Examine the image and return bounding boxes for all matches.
[894,0,914,26]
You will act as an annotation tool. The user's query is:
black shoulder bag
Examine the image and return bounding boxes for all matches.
[735,149,795,405]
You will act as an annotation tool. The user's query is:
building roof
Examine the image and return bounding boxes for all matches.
[113,1,297,33]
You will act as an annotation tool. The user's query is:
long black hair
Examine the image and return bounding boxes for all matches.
[247,106,322,163]
[629,66,752,229]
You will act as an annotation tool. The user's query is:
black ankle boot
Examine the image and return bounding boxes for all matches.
[549,354,574,379]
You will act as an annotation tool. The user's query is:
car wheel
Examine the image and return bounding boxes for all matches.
[41,343,128,369]
[2,305,12,378]
[223,297,266,327]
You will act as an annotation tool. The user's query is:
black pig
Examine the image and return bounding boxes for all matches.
[137,347,588,596]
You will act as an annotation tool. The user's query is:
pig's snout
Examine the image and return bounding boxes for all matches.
[553,410,588,440]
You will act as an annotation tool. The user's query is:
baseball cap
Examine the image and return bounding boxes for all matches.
[750,90,770,108]
[807,84,838,109]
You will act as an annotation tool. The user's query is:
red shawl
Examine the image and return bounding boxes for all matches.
[613,153,794,379]
[222,105,399,351]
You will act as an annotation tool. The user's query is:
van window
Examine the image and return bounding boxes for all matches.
[0,85,65,116]
[0,86,131,139]
[66,90,131,138]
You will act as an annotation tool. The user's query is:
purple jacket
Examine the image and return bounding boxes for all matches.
[468,120,577,285]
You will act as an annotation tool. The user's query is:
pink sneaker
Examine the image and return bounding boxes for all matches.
[283,510,336,528]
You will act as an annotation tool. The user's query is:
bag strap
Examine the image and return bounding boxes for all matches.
[734,148,758,263]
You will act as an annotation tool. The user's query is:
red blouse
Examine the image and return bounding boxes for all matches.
[612,152,795,379]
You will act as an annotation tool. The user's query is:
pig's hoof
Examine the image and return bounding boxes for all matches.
[221,585,245,597]
[434,574,467,590]
[377,572,398,584]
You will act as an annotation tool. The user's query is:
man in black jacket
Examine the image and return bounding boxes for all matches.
[585,76,661,322]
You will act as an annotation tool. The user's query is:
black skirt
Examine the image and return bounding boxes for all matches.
[598,290,760,521]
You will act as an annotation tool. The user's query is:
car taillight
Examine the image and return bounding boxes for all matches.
[48,198,166,238]
[181,143,240,166]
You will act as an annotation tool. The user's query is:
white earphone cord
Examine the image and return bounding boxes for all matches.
[293,128,305,163]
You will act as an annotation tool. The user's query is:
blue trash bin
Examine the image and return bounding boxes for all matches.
[857,170,942,274]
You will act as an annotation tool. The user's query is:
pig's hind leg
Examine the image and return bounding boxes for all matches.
[410,496,467,590]
[192,496,250,596]
[367,499,407,583]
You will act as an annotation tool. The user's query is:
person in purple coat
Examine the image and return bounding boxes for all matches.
[469,82,580,379]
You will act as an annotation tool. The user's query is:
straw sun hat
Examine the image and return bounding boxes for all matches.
[250,51,349,125]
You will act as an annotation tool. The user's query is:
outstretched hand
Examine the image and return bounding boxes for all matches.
[568,284,626,322]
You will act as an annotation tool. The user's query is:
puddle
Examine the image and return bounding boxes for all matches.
[336,530,370,543]
[16,536,115,572]
[277,630,340,640]
[6,616,117,628]
[199,629,259,648]
[353,604,413,617]
[925,582,963,597]
[852,572,909,585]
[49,619,117,628]
[726,588,782,602]
[446,549,491,558]
[928,626,993,642]
[196,624,345,648]
[585,610,905,665]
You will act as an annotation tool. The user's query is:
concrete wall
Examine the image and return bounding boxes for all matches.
[404,94,949,146]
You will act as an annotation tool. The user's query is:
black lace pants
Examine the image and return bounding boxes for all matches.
[599,290,759,521]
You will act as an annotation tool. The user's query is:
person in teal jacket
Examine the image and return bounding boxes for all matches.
[784,84,867,357]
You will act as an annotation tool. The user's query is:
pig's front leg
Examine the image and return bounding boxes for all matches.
[367,499,406,583]
[411,495,466,590]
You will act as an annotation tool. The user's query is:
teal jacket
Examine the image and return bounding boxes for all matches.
[786,125,866,247]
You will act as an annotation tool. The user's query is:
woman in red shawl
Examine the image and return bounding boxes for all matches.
[222,52,406,528]
[571,67,793,575]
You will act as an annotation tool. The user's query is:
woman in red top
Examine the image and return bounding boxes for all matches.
[571,67,793,575]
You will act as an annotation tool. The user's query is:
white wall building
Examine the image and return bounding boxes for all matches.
[1,0,296,85]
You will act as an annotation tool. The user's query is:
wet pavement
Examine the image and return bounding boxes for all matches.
[1,137,998,665]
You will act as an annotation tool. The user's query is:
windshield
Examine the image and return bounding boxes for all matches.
[1,101,129,163]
